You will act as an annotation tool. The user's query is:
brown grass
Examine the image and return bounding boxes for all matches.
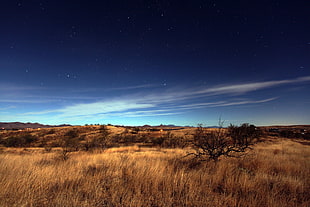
[0,138,309,207]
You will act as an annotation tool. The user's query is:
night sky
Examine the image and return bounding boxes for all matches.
[0,0,309,126]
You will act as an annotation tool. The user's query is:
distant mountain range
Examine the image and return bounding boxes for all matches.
[148,124,219,128]
[0,122,71,130]
[1,122,308,130]
[0,122,213,130]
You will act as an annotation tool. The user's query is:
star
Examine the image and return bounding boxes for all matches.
[167,27,174,31]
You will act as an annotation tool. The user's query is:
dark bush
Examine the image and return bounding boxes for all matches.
[190,122,260,162]
[23,134,38,146]
[4,136,24,147]
[161,132,188,148]
[228,123,261,146]
[61,129,80,152]
[150,136,165,146]
[3,133,37,147]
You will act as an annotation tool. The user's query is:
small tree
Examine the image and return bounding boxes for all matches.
[160,132,188,148]
[190,121,260,162]
[228,123,261,147]
[91,125,111,150]
[60,129,79,160]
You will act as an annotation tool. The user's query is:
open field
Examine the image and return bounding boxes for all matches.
[1,124,308,150]
[0,137,309,207]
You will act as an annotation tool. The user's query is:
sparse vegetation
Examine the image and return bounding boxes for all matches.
[0,139,309,206]
[0,124,309,206]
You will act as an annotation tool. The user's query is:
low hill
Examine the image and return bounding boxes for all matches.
[0,122,71,130]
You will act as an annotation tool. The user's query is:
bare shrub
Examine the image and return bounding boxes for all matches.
[94,125,111,148]
[190,121,261,162]
[59,129,79,160]
[62,129,79,150]
[161,132,188,148]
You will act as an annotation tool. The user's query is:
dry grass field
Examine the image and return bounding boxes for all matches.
[0,137,309,207]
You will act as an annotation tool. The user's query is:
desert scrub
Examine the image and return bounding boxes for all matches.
[0,139,309,207]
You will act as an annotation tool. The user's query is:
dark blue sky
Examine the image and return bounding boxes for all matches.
[0,0,309,126]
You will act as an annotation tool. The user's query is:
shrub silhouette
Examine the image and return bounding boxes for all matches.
[59,129,79,160]
[228,123,261,148]
[63,130,79,150]
[3,133,37,147]
[86,125,111,150]
[190,122,260,162]
[160,132,188,148]
[4,136,23,147]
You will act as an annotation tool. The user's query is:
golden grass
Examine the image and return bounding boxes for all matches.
[0,139,309,207]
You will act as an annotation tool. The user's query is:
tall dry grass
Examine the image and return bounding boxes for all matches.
[0,139,309,207]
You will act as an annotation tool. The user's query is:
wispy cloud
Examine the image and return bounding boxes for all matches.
[207,98,277,107]
[0,83,159,103]
[0,106,16,111]
[134,76,310,104]
[3,76,310,122]
[106,110,183,118]
[57,100,154,117]
[0,83,43,92]
[61,84,159,93]
[107,84,158,91]
[193,76,310,96]
[23,100,155,116]
[22,96,276,120]
[162,98,277,111]
[0,99,58,103]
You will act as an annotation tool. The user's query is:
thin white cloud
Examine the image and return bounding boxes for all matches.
[108,84,158,91]
[209,98,277,107]
[133,76,310,104]
[2,76,309,104]
[165,98,277,111]
[162,101,226,110]
[0,106,16,111]
[106,110,183,118]
[0,99,58,103]
[0,83,43,91]
[4,76,310,121]
[57,100,154,117]
[194,76,310,95]
[23,96,276,120]
[23,100,155,116]
[61,84,159,93]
